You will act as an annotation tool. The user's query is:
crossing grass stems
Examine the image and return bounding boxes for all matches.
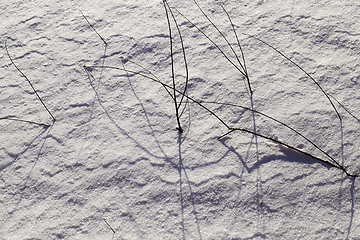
[83,0,358,177]
[3,40,55,127]
[4,3,355,176]
[2,1,357,237]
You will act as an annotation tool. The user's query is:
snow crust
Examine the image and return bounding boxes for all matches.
[1,0,360,239]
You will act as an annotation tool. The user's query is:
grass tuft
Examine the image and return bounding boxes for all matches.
[83,2,358,177]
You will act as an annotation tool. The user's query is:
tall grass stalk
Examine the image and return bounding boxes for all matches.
[243,33,342,122]
[79,10,107,45]
[175,3,252,95]
[5,39,56,122]
[83,64,356,177]
[83,2,358,177]
[0,117,50,127]
[163,0,190,132]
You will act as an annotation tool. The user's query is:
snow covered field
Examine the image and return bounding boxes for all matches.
[1,0,360,239]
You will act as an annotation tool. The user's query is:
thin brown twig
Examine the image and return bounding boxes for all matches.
[5,39,56,122]
[83,64,357,177]
[243,33,341,121]
[79,10,107,45]
[103,218,116,234]
[0,117,50,127]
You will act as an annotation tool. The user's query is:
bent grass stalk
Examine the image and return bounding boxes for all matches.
[175,4,252,95]
[243,33,342,122]
[83,64,356,177]
[220,4,248,78]
[0,117,50,127]
[120,56,189,119]
[163,0,182,132]
[83,64,230,129]
[163,0,190,133]
[5,39,56,122]
[327,93,360,123]
[195,101,352,175]
[192,0,251,94]
[83,2,357,177]
[79,10,107,45]
[163,0,190,120]
[224,127,352,175]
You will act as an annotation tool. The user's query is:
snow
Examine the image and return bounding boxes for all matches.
[1,0,360,239]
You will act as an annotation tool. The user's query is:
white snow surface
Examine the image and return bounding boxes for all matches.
[1,0,360,239]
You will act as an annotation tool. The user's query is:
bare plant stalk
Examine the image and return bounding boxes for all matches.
[175,5,252,95]
[83,65,230,129]
[79,10,107,45]
[163,0,183,133]
[220,4,249,86]
[5,40,56,122]
[196,101,338,166]
[120,57,174,100]
[243,33,341,121]
[193,0,252,94]
[0,117,50,127]
[227,127,356,177]
[163,0,190,117]
[103,218,116,234]
[327,93,360,122]
[83,64,356,177]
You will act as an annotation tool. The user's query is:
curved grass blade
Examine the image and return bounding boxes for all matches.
[228,127,356,177]
[0,117,50,127]
[193,0,251,94]
[164,0,190,117]
[194,101,347,172]
[5,39,56,122]
[163,0,183,132]
[327,93,360,123]
[175,8,251,94]
[83,64,230,129]
[119,57,174,101]
[243,33,341,122]
[79,10,107,45]
[83,64,356,177]
[219,4,248,82]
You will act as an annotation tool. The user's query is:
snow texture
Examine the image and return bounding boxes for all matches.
[1,0,360,239]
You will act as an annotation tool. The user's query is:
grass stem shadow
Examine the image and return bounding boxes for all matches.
[17,122,55,205]
[346,178,355,240]
[0,125,48,173]
[177,133,202,240]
